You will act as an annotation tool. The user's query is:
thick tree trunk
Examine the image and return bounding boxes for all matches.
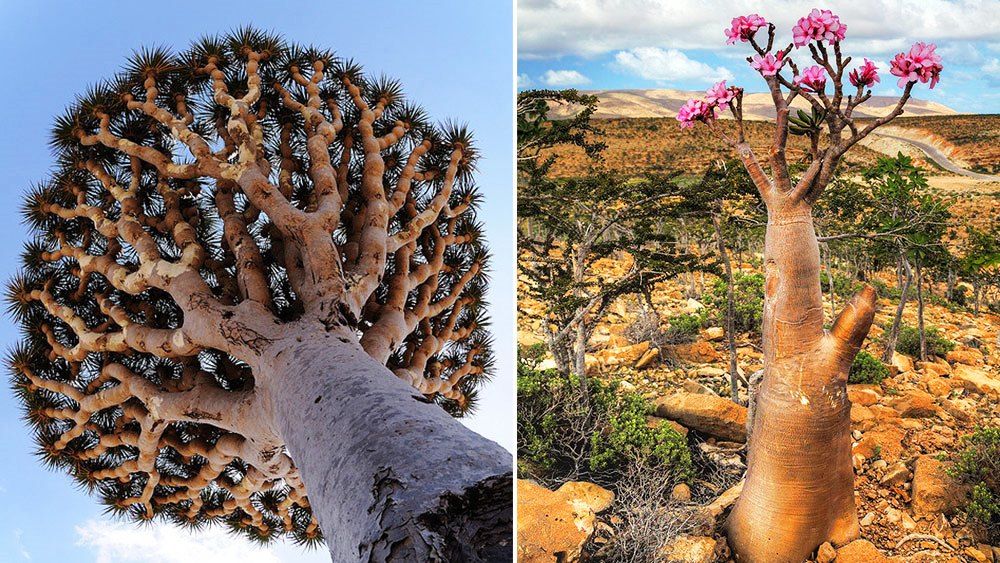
[881,256,913,364]
[725,200,875,562]
[255,322,513,562]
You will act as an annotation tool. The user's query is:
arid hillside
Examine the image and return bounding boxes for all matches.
[547,89,958,121]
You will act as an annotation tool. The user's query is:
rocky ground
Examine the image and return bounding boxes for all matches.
[517,258,1000,562]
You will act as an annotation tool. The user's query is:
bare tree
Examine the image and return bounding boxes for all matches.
[7,28,510,562]
[679,11,941,561]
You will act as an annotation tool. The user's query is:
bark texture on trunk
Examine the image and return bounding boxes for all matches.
[725,200,876,562]
[255,322,513,562]
[881,256,912,364]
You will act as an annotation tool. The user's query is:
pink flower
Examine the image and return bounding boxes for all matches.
[725,14,768,45]
[794,65,827,93]
[792,8,847,48]
[677,98,716,129]
[889,42,943,89]
[750,51,785,76]
[705,81,736,109]
[849,58,880,88]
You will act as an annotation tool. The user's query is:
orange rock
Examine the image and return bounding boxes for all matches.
[517,479,614,563]
[848,384,881,407]
[892,352,915,373]
[923,376,953,397]
[892,389,937,418]
[853,423,906,462]
[835,539,898,562]
[655,392,747,442]
[953,364,1000,397]
[946,346,984,366]
[666,341,720,363]
[911,455,971,518]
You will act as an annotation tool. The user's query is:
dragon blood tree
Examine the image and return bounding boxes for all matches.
[7,28,511,562]
[679,9,942,562]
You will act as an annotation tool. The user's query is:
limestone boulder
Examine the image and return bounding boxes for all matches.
[947,346,984,366]
[517,479,614,562]
[911,455,971,518]
[666,341,720,363]
[953,364,1000,397]
[704,326,725,341]
[891,389,937,418]
[659,536,719,563]
[655,392,747,442]
[848,384,881,407]
[835,539,899,563]
[595,341,649,367]
[891,352,915,373]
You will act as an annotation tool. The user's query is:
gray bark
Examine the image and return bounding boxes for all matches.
[256,322,512,562]
[881,255,913,364]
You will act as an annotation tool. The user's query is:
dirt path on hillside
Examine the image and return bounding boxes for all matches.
[873,133,1000,182]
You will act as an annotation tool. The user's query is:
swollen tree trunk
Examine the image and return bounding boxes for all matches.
[255,322,513,562]
[712,211,741,402]
[725,198,876,562]
[881,255,913,364]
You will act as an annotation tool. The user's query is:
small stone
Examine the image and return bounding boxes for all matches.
[885,507,902,524]
[902,511,917,530]
[671,483,692,503]
[879,462,910,486]
[860,512,876,526]
[853,429,863,441]
[872,459,888,471]
[965,546,989,563]
[704,326,725,341]
[853,453,866,471]
[816,541,836,563]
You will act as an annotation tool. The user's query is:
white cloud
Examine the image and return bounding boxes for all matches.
[612,47,734,84]
[13,528,30,560]
[541,69,591,86]
[517,73,533,89]
[518,0,1000,59]
[75,519,328,563]
[983,58,1000,73]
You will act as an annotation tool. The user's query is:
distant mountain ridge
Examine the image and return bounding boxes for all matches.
[548,89,959,120]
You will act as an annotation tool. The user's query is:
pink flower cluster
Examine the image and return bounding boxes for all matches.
[794,65,827,92]
[849,58,880,88]
[889,42,943,89]
[750,51,785,76]
[677,82,743,129]
[792,8,846,47]
[676,99,716,129]
[725,14,768,45]
[704,80,736,109]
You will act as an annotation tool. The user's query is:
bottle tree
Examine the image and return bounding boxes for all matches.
[7,29,511,562]
[678,10,942,561]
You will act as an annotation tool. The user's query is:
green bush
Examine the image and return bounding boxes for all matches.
[818,271,866,298]
[704,273,764,336]
[664,311,706,343]
[947,427,1000,542]
[848,350,890,385]
[517,362,693,486]
[895,325,956,358]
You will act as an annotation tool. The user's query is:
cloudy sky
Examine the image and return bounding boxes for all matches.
[0,1,512,562]
[518,0,1000,113]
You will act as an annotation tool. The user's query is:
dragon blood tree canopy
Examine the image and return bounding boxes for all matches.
[7,27,493,545]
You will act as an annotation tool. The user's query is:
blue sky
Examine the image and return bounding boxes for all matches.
[518,0,1000,113]
[0,1,513,562]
